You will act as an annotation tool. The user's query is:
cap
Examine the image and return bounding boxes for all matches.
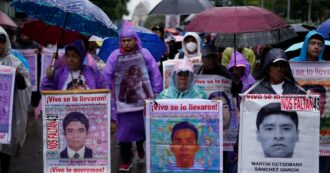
[235,64,246,68]
[272,58,287,63]
[201,45,218,57]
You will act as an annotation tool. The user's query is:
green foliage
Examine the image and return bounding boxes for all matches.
[90,0,130,22]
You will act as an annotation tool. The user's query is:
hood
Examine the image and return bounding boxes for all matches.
[118,21,142,51]
[65,39,86,65]
[228,51,256,90]
[228,51,251,77]
[169,58,195,93]
[298,30,325,61]
[261,48,295,82]
[0,26,12,59]
[181,32,202,59]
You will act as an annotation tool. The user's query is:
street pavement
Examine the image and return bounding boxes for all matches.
[9,110,146,173]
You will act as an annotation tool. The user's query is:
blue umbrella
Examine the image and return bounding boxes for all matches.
[10,0,118,38]
[98,28,167,62]
[317,19,330,40]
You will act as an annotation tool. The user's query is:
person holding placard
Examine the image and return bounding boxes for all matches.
[0,26,31,173]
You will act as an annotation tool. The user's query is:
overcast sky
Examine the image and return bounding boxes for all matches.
[124,0,161,20]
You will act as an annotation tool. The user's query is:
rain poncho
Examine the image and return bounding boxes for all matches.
[41,40,107,90]
[290,30,325,61]
[103,22,162,142]
[228,51,256,92]
[222,47,256,73]
[174,32,202,60]
[157,59,207,99]
[247,48,305,94]
[0,26,31,155]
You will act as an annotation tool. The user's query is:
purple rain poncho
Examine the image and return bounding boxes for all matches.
[103,22,163,142]
[41,40,107,90]
[227,51,256,92]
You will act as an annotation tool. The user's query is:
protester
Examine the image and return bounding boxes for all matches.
[157,59,207,99]
[103,22,162,172]
[0,26,31,173]
[222,47,256,74]
[227,51,256,93]
[290,30,325,61]
[84,39,106,71]
[195,45,232,79]
[12,29,41,108]
[41,39,107,90]
[247,48,305,94]
[174,32,202,61]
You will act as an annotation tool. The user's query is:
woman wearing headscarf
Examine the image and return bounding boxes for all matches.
[157,59,207,99]
[0,26,31,173]
[41,39,107,90]
[103,22,162,172]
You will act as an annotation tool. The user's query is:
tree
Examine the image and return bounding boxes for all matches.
[90,0,130,22]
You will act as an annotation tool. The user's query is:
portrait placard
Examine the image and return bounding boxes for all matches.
[290,61,330,155]
[0,65,15,144]
[114,52,153,113]
[42,90,111,173]
[146,99,223,173]
[238,94,319,173]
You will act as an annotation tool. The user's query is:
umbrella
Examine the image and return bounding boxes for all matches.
[98,27,167,62]
[290,24,310,33]
[20,19,87,46]
[0,11,18,28]
[185,6,296,48]
[285,40,330,52]
[10,0,117,38]
[317,19,330,40]
[149,0,214,15]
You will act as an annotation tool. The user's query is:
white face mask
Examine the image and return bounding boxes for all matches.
[185,42,197,53]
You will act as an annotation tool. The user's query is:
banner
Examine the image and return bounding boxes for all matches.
[0,65,15,144]
[290,61,330,155]
[42,90,111,173]
[114,52,153,113]
[145,99,223,173]
[16,49,38,91]
[194,74,237,151]
[238,94,319,173]
[162,58,202,89]
[165,15,180,28]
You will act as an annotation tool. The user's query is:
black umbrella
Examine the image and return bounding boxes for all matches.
[149,0,214,15]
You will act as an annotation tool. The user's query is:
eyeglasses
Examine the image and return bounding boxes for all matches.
[309,41,324,47]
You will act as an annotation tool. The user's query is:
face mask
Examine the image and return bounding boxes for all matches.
[185,42,197,53]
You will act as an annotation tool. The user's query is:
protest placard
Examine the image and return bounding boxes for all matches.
[290,61,330,155]
[194,75,237,151]
[42,89,110,173]
[0,65,15,144]
[238,94,319,173]
[145,99,223,173]
[114,52,153,113]
[16,49,38,91]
